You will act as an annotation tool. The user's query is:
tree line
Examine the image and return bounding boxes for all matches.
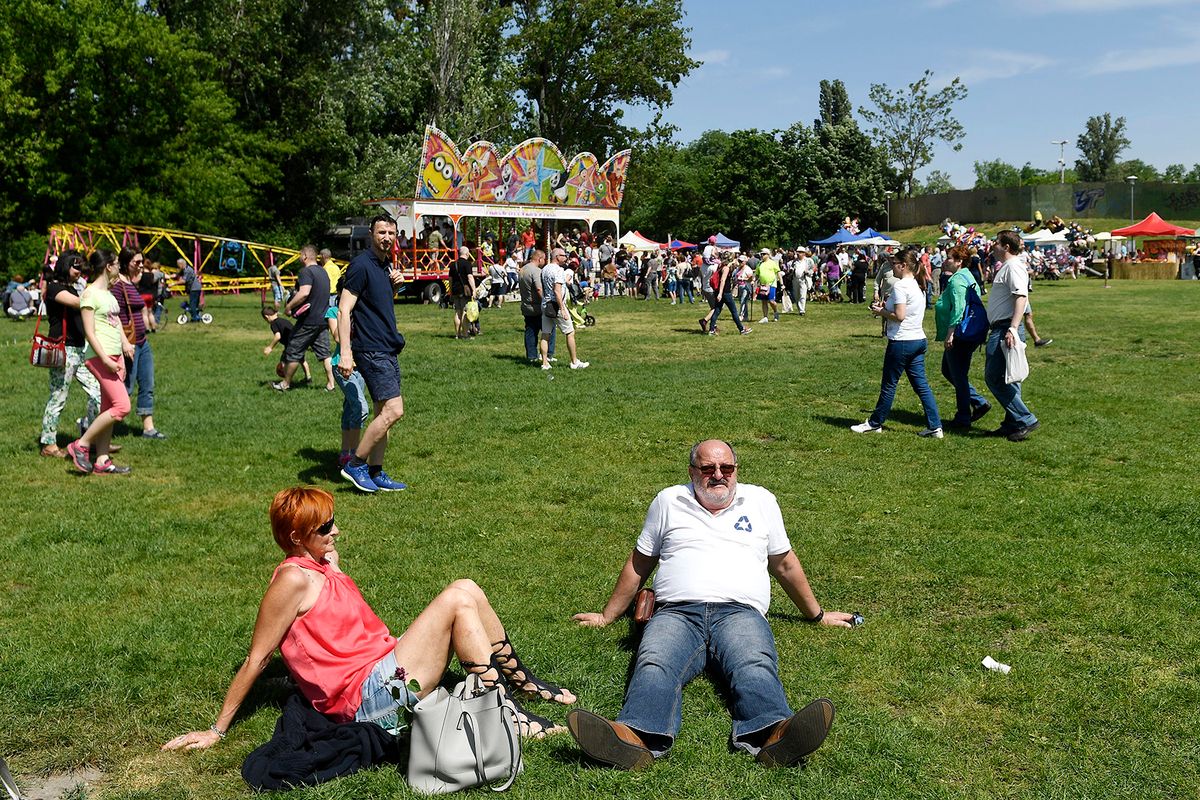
[973,113,1200,190]
[0,0,697,273]
[3,0,974,272]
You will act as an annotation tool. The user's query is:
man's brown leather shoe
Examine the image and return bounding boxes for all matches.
[755,698,835,768]
[567,709,654,770]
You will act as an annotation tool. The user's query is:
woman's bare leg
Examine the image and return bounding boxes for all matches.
[392,579,568,736]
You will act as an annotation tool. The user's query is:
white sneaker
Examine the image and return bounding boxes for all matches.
[549,357,559,363]
[850,421,883,433]
[759,317,769,324]
[541,363,552,370]
[570,360,590,369]
[918,427,944,439]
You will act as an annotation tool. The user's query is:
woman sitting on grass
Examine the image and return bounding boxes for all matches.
[164,486,574,751]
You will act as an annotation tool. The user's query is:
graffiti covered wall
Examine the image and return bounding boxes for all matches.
[415,126,631,209]
[892,181,1200,228]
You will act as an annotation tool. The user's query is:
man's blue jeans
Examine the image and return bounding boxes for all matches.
[940,340,987,425]
[869,338,941,430]
[617,603,792,756]
[984,325,1037,430]
[524,314,554,360]
[124,339,155,417]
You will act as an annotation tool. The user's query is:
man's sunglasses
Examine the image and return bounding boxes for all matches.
[691,463,737,476]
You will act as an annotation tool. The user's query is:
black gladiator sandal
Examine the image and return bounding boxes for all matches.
[458,659,561,739]
[490,637,575,704]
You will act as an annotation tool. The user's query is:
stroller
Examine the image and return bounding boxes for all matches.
[566,278,596,328]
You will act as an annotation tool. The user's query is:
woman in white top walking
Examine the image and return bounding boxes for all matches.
[851,249,942,438]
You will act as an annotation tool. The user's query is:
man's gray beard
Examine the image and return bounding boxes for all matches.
[694,481,735,510]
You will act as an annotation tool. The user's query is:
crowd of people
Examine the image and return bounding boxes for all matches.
[36,248,168,472]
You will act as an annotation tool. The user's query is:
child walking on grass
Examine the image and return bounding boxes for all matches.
[325,304,367,467]
[261,308,310,385]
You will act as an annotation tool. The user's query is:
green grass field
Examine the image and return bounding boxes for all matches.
[2,281,1199,799]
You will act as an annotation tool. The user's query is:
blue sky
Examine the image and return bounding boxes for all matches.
[623,0,1200,188]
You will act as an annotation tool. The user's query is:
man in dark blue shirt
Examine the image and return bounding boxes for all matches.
[336,214,408,493]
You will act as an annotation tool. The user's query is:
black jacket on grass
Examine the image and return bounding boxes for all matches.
[241,693,401,790]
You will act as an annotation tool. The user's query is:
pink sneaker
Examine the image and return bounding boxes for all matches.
[337,452,353,468]
[66,440,93,473]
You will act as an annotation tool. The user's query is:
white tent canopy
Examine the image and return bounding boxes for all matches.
[1022,228,1068,245]
[617,230,663,251]
[1093,232,1126,241]
[857,236,902,246]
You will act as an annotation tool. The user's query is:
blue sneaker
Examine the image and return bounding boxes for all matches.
[371,470,407,492]
[340,462,379,493]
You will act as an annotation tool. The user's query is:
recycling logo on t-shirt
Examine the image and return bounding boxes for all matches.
[733,515,753,533]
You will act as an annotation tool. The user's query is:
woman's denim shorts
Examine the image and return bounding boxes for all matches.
[355,650,420,732]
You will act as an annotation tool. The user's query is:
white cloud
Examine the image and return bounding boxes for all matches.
[945,50,1055,86]
[1018,0,1195,11]
[1087,27,1200,74]
[693,49,731,67]
[758,66,790,80]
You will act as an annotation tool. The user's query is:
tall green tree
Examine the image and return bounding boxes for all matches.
[509,0,698,157]
[973,159,1020,188]
[816,79,852,127]
[1113,159,1159,183]
[1162,163,1187,183]
[916,170,955,195]
[1074,113,1129,182]
[860,70,967,197]
[0,0,281,272]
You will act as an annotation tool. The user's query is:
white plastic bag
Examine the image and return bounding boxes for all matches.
[1003,337,1029,384]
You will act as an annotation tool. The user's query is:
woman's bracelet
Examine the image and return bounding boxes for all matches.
[210,725,227,740]
[804,608,825,624]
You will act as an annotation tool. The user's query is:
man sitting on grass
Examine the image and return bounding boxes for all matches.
[570,439,857,770]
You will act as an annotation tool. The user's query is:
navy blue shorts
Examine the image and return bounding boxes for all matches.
[355,350,402,403]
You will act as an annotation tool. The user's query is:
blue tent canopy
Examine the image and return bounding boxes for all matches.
[856,227,884,239]
[808,228,862,245]
[713,232,740,249]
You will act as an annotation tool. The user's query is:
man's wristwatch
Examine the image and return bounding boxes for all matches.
[804,608,825,624]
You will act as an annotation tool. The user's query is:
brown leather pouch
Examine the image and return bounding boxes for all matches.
[633,588,656,623]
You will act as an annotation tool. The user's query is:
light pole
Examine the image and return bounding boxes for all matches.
[884,190,892,235]
[1125,175,1137,223]
[1052,140,1068,183]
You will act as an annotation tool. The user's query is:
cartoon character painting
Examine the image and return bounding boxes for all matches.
[414,126,630,208]
[417,128,468,200]
[463,142,503,204]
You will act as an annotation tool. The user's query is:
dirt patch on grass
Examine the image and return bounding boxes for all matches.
[15,767,103,799]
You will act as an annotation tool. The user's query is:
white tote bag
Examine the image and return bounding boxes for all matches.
[1003,337,1029,384]
[407,674,522,794]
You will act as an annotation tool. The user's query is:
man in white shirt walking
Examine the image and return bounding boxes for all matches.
[984,230,1039,441]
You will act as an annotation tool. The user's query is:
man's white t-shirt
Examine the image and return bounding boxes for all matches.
[636,483,793,617]
[885,275,926,341]
[987,256,1030,324]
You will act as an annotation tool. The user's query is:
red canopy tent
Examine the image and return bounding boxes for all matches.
[1110,213,1195,237]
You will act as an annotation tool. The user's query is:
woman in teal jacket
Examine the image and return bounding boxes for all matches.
[934,245,990,429]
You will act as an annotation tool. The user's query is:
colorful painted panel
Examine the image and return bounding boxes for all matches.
[414,126,632,208]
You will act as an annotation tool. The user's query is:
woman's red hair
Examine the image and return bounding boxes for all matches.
[269,486,334,552]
